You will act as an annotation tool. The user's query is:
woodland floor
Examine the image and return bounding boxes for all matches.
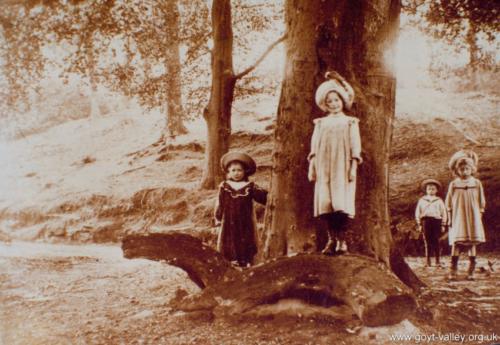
[0,241,499,345]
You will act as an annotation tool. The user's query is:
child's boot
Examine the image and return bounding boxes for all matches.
[321,229,336,256]
[426,257,432,267]
[448,256,458,280]
[435,252,442,268]
[335,239,348,255]
[467,256,476,280]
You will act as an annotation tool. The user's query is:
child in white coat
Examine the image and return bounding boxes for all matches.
[308,72,362,255]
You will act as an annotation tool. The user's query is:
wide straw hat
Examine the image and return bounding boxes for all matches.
[448,149,478,172]
[315,71,355,111]
[220,151,257,176]
[420,178,441,192]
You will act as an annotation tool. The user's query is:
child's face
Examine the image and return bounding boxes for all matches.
[457,164,472,178]
[227,162,245,181]
[325,91,344,114]
[425,184,438,196]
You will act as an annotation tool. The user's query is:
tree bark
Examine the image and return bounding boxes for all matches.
[261,0,322,258]
[164,0,187,139]
[122,233,416,326]
[122,233,235,288]
[200,0,235,189]
[88,81,100,119]
[87,47,100,119]
[262,0,422,289]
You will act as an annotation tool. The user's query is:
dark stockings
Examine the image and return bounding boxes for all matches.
[320,212,349,255]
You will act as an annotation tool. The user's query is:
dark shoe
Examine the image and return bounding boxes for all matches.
[448,256,459,281]
[321,239,336,256]
[467,256,476,281]
[334,240,348,255]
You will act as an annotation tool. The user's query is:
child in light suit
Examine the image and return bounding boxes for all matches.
[415,179,447,267]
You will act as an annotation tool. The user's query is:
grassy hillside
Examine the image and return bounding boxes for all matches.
[0,88,498,254]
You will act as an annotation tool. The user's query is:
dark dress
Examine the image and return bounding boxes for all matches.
[215,181,267,266]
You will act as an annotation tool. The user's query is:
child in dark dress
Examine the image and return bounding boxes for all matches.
[214,152,267,267]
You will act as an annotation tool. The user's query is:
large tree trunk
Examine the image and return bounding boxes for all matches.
[261,0,321,258]
[164,0,187,139]
[200,0,236,189]
[262,0,422,289]
[122,233,416,326]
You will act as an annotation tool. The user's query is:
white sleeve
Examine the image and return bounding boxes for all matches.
[349,118,362,163]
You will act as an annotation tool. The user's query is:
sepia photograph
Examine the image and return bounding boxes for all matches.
[0,0,498,344]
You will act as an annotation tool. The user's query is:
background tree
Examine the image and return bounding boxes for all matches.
[200,0,285,189]
[0,0,209,137]
[0,4,48,111]
[1,0,284,176]
[49,0,191,136]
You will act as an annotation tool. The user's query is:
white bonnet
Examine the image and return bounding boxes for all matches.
[315,71,355,111]
[448,149,478,172]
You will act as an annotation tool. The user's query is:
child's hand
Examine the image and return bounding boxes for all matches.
[348,160,358,182]
[441,225,446,233]
[308,158,316,182]
[213,219,221,227]
[416,224,422,232]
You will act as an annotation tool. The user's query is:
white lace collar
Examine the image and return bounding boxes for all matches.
[225,180,251,191]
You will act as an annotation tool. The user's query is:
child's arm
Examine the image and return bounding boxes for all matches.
[415,198,422,231]
[307,119,320,162]
[439,198,447,232]
[444,182,453,225]
[308,120,320,182]
[252,184,268,205]
[349,118,363,163]
[214,185,224,225]
[478,179,486,213]
[349,118,362,182]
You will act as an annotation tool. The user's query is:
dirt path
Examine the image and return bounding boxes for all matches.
[1,241,499,345]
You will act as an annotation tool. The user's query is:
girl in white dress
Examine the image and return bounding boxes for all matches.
[446,150,486,280]
[308,72,362,255]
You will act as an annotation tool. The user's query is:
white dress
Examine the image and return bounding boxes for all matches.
[445,177,486,245]
[309,113,362,218]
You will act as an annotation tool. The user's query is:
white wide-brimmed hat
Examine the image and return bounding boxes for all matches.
[448,149,478,172]
[315,71,355,111]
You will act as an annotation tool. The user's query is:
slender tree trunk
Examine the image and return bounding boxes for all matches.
[164,0,187,139]
[466,18,480,87]
[200,0,235,189]
[262,0,421,288]
[466,19,479,71]
[88,81,100,119]
[86,39,100,119]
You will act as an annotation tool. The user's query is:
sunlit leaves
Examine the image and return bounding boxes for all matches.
[402,0,500,68]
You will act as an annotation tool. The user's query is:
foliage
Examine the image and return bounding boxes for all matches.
[0,0,283,125]
[402,0,500,69]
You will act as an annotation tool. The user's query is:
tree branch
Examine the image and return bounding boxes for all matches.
[234,33,287,80]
